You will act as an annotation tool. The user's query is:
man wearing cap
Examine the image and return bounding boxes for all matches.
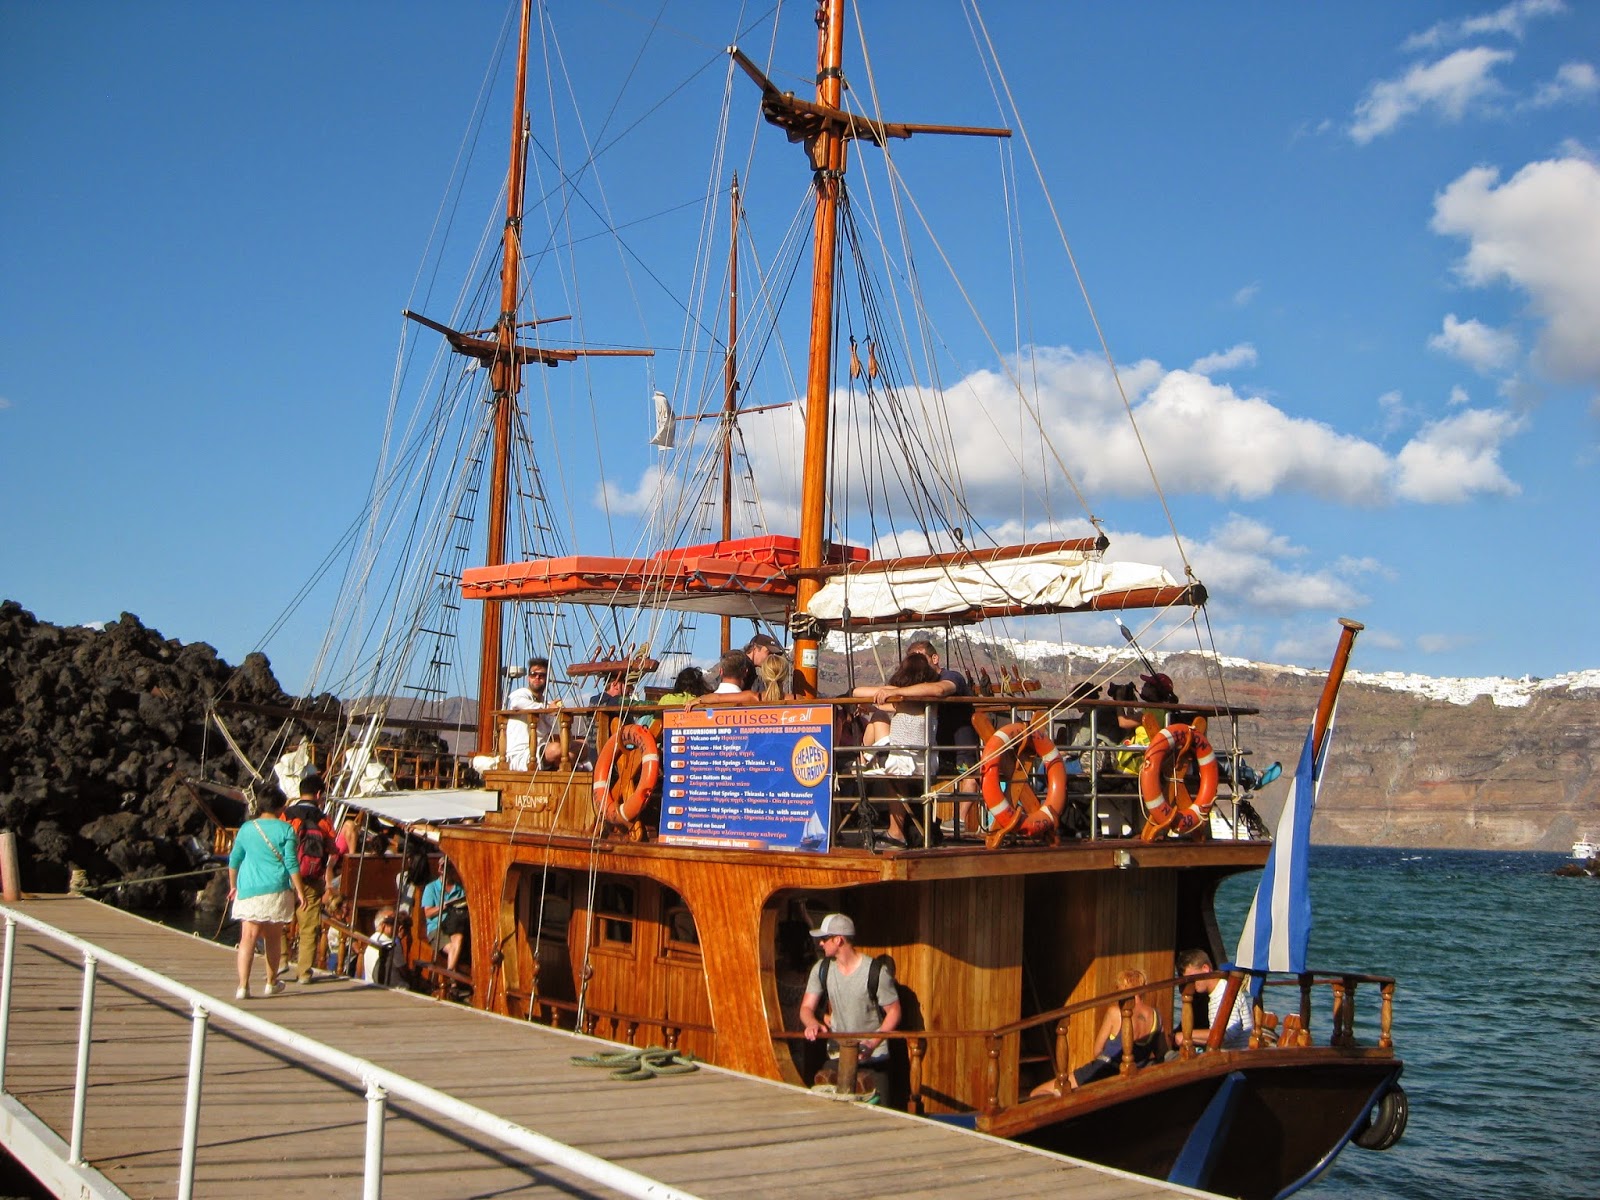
[744,632,783,666]
[799,913,901,1067]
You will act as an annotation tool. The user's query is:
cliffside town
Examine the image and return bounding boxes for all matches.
[879,643,1600,853]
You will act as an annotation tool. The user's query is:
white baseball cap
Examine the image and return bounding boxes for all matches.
[809,913,855,939]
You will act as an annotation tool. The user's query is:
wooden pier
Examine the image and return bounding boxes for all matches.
[0,896,1208,1199]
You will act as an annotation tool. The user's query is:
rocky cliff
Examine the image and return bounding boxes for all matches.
[0,601,298,906]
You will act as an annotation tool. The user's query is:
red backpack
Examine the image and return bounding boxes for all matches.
[292,815,336,879]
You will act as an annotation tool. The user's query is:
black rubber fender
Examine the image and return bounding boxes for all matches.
[1353,1084,1409,1151]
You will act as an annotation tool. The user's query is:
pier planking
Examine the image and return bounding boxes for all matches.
[1,896,1205,1199]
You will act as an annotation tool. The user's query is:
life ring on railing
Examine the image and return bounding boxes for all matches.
[1138,722,1218,841]
[980,723,1067,848]
[592,723,660,825]
[1352,1084,1409,1151]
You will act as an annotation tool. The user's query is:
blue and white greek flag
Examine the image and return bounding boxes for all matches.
[1233,717,1331,987]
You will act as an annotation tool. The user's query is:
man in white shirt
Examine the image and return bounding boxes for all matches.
[505,658,561,770]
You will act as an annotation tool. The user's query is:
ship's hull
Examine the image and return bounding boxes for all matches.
[361,791,1407,1200]
[998,1054,1402,1198]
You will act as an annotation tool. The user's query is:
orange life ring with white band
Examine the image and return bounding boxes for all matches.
[592,723,661,825]
[1138,722,1218,841]
[980,723,1068,847]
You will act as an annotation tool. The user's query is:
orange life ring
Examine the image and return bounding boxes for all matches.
[1138,722,1218,841]
[592,723,661,825]
[980,723,1068,847]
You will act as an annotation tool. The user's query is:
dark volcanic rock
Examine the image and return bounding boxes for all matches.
[0,601,294,907]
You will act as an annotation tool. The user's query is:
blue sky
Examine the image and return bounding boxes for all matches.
[3,0,1597,694]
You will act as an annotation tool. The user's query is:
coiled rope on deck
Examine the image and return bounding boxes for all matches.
[568,1046,700,1081]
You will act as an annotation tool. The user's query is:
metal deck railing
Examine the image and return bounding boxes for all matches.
[0,903,698,1200]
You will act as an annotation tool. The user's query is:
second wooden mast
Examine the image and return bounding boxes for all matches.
[477,0,535,752]
[790,1,849,696]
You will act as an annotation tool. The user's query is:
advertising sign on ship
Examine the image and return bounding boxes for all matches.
[658,705,833,852]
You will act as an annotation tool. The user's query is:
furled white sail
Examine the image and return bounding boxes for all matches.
[649,389,675,448]
[803,550,1182,627]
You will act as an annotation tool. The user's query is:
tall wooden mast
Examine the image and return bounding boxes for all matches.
[475,0,535,754]
[720,174,741,656]
[408,0,650,750]
[730,1,1009,694]
[790,0,848,696]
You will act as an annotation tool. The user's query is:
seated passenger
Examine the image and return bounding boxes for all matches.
[758,652,791,702]
[1033,968,1166,1096]
[506,658,561,771]
[1108,682,1148,775]
[849,653,943,846]
[684,649,761,707]
[1173,948,1254,1050]
[421,860,469,978]
[659,666,709,707]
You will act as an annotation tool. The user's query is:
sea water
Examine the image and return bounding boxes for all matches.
[1218,846,1600,1199]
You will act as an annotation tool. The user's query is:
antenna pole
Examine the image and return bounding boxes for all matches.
[721,174,740,655]
[476,0,533,754]
[1311,618,1363,767]
[792,0,847,697]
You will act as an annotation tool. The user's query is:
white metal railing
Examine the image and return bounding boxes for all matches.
[0,904,699,1200]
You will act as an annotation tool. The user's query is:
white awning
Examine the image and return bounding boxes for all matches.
[340,788,498,825]
[804,551,1182,626]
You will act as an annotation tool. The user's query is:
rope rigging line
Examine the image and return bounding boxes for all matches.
[964,0,1194,583]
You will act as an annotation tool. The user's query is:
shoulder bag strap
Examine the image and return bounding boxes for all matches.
[253,819,291,871]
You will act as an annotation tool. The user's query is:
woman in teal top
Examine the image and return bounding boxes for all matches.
[227,791,306,1000]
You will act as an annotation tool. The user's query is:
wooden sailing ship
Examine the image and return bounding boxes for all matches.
[265,4,1411,1197]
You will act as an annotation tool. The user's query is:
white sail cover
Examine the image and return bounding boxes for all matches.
[803,550,1181,626]
[649,389,675,448]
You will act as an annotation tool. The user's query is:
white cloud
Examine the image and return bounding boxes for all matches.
[1448,385,1471,406]
[1232,282,1261,307]
[596,462,669,516]
[1417,631,1477,653]
[1088,516,1374,618]
[1349,47,1512,143]
[1190,343,1258,374]
[1377,389,1414,438]
[622,347,1528,559]
[0,396,11,411]
[1402,0,1565,51]
[1392,407,1524,501]
[1427,313,1520,372]
[1526,61,1600,108]
[1431,157,1600,386]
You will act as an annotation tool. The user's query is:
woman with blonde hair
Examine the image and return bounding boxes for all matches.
[1033,967,1166,1096]
[757,653,790,703]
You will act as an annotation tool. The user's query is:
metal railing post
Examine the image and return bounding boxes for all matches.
[0,916,15,1087]
[177,1003,209,1200]
[68,952,98,1164]
[363,1079,388,1200]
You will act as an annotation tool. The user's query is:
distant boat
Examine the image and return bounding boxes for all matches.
[1573,835,1598,862]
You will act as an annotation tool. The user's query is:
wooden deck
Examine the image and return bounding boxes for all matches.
[0,896,1208,1200]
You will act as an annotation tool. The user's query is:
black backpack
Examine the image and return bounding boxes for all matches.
[816,953,893,1023]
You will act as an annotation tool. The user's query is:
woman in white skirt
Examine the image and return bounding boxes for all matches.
[226,791,307,999]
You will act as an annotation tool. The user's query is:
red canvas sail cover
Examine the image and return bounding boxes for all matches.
[459,535,868,620]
